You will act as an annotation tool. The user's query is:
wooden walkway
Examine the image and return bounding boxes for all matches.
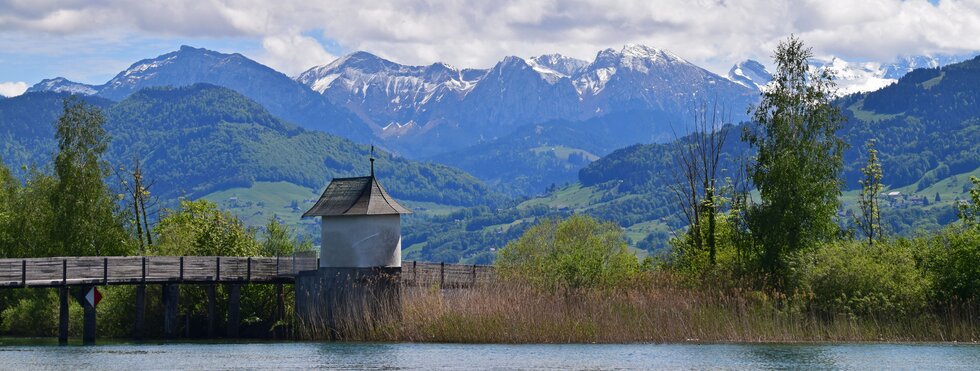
[0,257,494,289]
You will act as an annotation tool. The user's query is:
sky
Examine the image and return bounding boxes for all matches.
[1,0,979,97]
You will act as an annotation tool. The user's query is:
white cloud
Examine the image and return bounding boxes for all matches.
[0,81,28,97]
[259,34,337,76]
[1,0,979,75]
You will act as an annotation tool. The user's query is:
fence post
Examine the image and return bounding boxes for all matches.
[276,254,280,277]
[103,257,109,285]
[471,264,477,286]
[62,259,67,286]
[440,262,445,288]
[216,257,221,282]
[246,257,252,282]
[20,260,26,287]
[179,256,185,282]
[141,256,146,283]
[413,260,417,284]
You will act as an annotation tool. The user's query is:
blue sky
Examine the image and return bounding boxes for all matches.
[1,0,978,97]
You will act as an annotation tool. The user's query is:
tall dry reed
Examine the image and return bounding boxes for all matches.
[302,272,978,343]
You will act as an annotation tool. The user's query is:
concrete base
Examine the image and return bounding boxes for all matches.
[294,267,401,340]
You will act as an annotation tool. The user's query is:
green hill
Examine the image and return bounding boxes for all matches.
[0,85,501,208]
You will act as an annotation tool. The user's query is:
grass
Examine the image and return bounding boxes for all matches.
[846,99,904,122]
[529,145,600,162]
[201,181,320,231]
[199,181,465,233]
[299,273,978,343]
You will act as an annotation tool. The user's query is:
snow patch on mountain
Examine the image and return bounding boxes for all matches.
[727,60,772,90]
[26,77,99,95]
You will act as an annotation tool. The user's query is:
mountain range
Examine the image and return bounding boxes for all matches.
[5,43,980,262]
[296,44,757,156]
[726,53,973,95]
[0,85,498,208]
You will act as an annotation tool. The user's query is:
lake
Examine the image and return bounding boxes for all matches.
[1,341,978,370]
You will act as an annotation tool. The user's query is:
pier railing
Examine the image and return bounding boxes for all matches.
[0,256,318,288]
[0,257,494,289]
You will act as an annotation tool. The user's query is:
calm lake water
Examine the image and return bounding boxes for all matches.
[0,341,978,370]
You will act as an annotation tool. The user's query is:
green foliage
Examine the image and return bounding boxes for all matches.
[958,176,980,226]
[918,225,980,301]
[1,86,501,207]
[261,217,313,256]
[800,240,928,316]
[152,199,259,256]
[743,36,846,284]
[51,96,130,256]
[496,215,640,290]
[0,290,62,336]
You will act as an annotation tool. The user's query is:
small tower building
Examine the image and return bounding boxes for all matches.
[302,174,412,268]
[294,152,412,339]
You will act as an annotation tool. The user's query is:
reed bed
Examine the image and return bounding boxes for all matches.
[303,272,978,343]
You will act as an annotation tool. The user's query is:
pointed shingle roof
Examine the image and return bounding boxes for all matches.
[302,176,412,217]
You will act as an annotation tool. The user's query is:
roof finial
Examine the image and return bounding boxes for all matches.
[370,145,375,177]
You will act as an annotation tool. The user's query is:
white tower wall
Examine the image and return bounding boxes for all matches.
[320,214,401,268]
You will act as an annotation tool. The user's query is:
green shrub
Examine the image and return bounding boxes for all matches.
[496,215,639,290]
[918,225,980,302]
[800,240,929,316]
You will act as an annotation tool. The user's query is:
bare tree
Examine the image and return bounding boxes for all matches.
[669,101,731,266]
[855,139,883,246]
[115,156,156,253]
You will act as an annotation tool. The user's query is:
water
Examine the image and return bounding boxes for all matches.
[1,341,978,370]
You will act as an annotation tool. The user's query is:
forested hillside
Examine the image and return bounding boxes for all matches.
[0,85,500,206]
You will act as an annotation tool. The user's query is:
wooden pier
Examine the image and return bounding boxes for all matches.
[0,256,493,344]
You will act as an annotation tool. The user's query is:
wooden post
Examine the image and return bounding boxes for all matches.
[134,284,146,341]
[471,264,477,286]
[20,260,26,287]
[413,260,417,285]
[103,258,108,285]
[206,284,216,338]
[141,257,146,284]
[62,259,67,286]
[58,286,69,345]
[440,262,445,288]
[216,257,221,282]
[274,283,285,339]
[227,283,241,338]
[162,283,179,339]
[179,257,184,282]
[82,286,96,345]
[246,257,252,282]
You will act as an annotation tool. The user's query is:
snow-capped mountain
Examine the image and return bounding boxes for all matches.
[527,54,589,79]
[573,44,755,116]
[726,54,974,95]
[298,44,757,155]
[881,55,970,79]
[295,51,482,133]
[27,46,371,141]
[727,60,772,90]
[26,77,100,95]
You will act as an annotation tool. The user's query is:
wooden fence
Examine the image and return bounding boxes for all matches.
[0,257,493,289]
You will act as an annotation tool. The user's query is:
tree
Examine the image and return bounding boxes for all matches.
[496,215,639,290]
[0,161,19,254]
[742,36,847,286]
[261,217,313,256]
[152,199,258,257]
[959,176,980,227]
[51,96,129,256]
[670,102,731,267]
[855,140,883,246]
